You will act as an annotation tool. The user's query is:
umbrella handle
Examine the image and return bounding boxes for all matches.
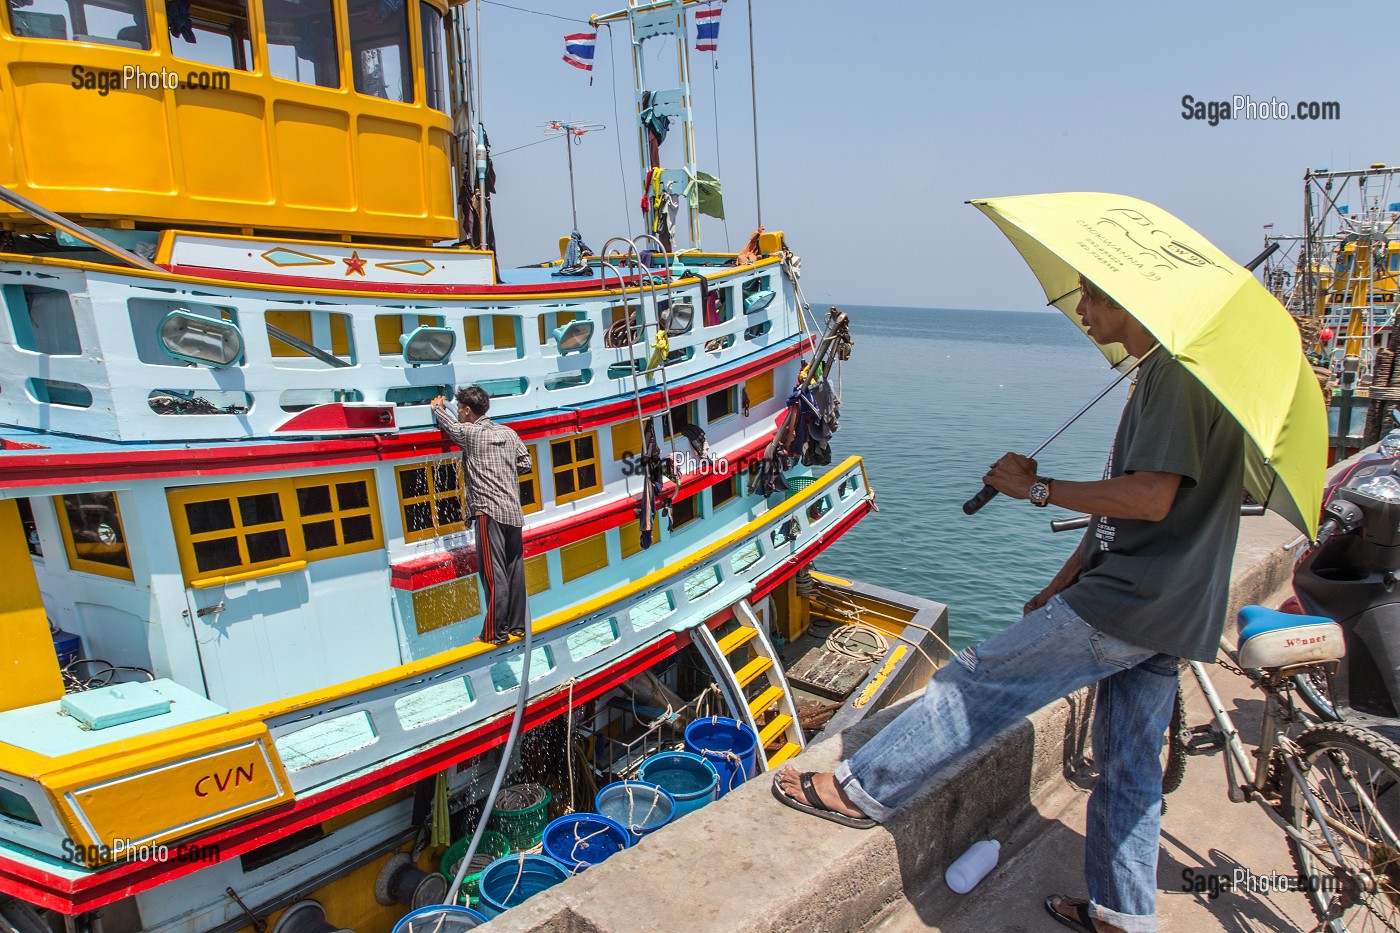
[962,484,999,515]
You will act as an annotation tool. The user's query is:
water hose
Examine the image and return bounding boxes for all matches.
[441,620,534,907]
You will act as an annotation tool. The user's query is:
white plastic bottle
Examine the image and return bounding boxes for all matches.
[945,839,1000,894]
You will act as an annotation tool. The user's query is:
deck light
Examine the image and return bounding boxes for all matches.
[553,319,595,355]
[661,299,694,336]
[400,326,456,365]
[159,310,243,367]
[743,289,775,314]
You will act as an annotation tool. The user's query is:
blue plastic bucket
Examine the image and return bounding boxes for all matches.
[541,813,630,874]
[637,751,719,819]
[593,781,676,844]
[476,853,569,918]
[684,716,758,797]
[392,905,488,932]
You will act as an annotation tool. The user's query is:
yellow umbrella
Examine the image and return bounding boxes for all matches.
[970,192,1328,538]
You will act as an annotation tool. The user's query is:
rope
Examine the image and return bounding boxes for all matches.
[605,25,634,238]
[708,52,731,251]
[746,0,761,229]
[564,678,577,813]
[479,0,589,23]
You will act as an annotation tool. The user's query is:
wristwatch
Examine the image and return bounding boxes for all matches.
[1028,477,1053,508]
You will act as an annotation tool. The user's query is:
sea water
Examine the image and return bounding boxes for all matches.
[819,306,1127,648]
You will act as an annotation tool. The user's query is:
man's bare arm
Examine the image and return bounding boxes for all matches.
[983,453,1182,522]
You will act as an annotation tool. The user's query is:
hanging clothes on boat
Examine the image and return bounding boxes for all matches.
[553,230,593,277]
[636,421,675,549]
[460,129,497,251]
[787,377,841,466]
[640,91,671,170]
[684,169,725,220]
[680,423,710,459]
[166,0,196,42]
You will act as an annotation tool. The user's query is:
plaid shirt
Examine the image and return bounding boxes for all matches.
[434,405,533,527]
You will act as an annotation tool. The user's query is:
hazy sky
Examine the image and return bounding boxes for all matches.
[473,0,1400,311]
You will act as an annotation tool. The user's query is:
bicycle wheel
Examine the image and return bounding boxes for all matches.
[1281,723,1400,930]
[1294,669,1340,722]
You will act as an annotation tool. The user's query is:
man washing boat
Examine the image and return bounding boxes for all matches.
[775,275,1248,933]
[431,386,534,645]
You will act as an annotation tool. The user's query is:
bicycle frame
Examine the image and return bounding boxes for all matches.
[1184,643,1353,874]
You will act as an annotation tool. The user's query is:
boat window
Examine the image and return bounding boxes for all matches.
[278,388,365,412]
[6,0,149,46]
[397,460,465,543]
[410,580,481,637]
[55,492,134,580]
[266,309,355,365]
[706,386,737,423]
[524,554,550,595]
[704,287,732,327]
[264,0,340,88]
[396,673,476,726]
[744,369,774,406]
[5,285,80,355]
[519,444,542,515]
[729,540,762,574]
[743,321,772,341]
[348,0,413,103]
[148,389,252,414]
[550,432,601,505]
[462,313,520,353]
[604,305,641,347]
[668,494,698,532]
[683,565,721,601]
[711,474,737,510]
[662,400,695,441]
[166,471,382,584]
[17,498,42,557]
[27,378,92,407]
[419,1,447,112]
[560,532,608,582]
[169,0,253,70]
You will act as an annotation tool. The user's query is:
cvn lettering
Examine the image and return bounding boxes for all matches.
[194,763,256,797]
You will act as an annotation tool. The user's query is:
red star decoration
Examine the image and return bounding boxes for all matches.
[343,251,367,276]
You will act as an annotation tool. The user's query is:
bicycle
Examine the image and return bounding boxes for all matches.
[1167,607,1400,931]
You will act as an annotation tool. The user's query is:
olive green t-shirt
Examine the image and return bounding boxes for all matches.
[1060,352,1246,662]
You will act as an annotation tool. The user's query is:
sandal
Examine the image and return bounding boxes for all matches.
[771,771,877,829]
[1043,895,1097,933]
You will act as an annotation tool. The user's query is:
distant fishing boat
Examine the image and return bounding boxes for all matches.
[0,0,945,930]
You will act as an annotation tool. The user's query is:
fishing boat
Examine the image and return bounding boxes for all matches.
[0,0,946,929]
[1266,163,1400,378]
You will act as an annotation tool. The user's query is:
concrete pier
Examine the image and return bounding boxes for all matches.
[481,496,1326,931]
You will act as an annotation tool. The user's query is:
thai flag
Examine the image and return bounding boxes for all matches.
[695,5,721,52]
[563,32,596,72]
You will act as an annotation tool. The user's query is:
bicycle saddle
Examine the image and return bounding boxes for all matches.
[1236,605,1345,669]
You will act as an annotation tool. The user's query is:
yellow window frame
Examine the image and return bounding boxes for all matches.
[519,443,543,515]
[396,460,466,543]
[168,470,383,586]
[550,432,601,505]
[54,491,134,581]
[376,314,442,355]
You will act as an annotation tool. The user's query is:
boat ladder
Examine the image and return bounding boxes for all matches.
[692,598,805,770]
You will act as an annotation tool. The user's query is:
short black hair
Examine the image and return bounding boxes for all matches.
[455,385,490,417]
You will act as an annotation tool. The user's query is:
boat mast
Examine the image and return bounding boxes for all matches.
[592,0,703,248]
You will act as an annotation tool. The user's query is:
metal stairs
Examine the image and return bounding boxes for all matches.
[692,599,805,770]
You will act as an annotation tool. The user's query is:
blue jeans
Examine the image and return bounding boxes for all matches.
[836,595,1179,933]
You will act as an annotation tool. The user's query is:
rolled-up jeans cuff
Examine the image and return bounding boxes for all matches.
[1091,900,1156,933]
[833,760,894,823]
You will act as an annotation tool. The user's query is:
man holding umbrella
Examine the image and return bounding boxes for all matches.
[774,194,1327,933]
